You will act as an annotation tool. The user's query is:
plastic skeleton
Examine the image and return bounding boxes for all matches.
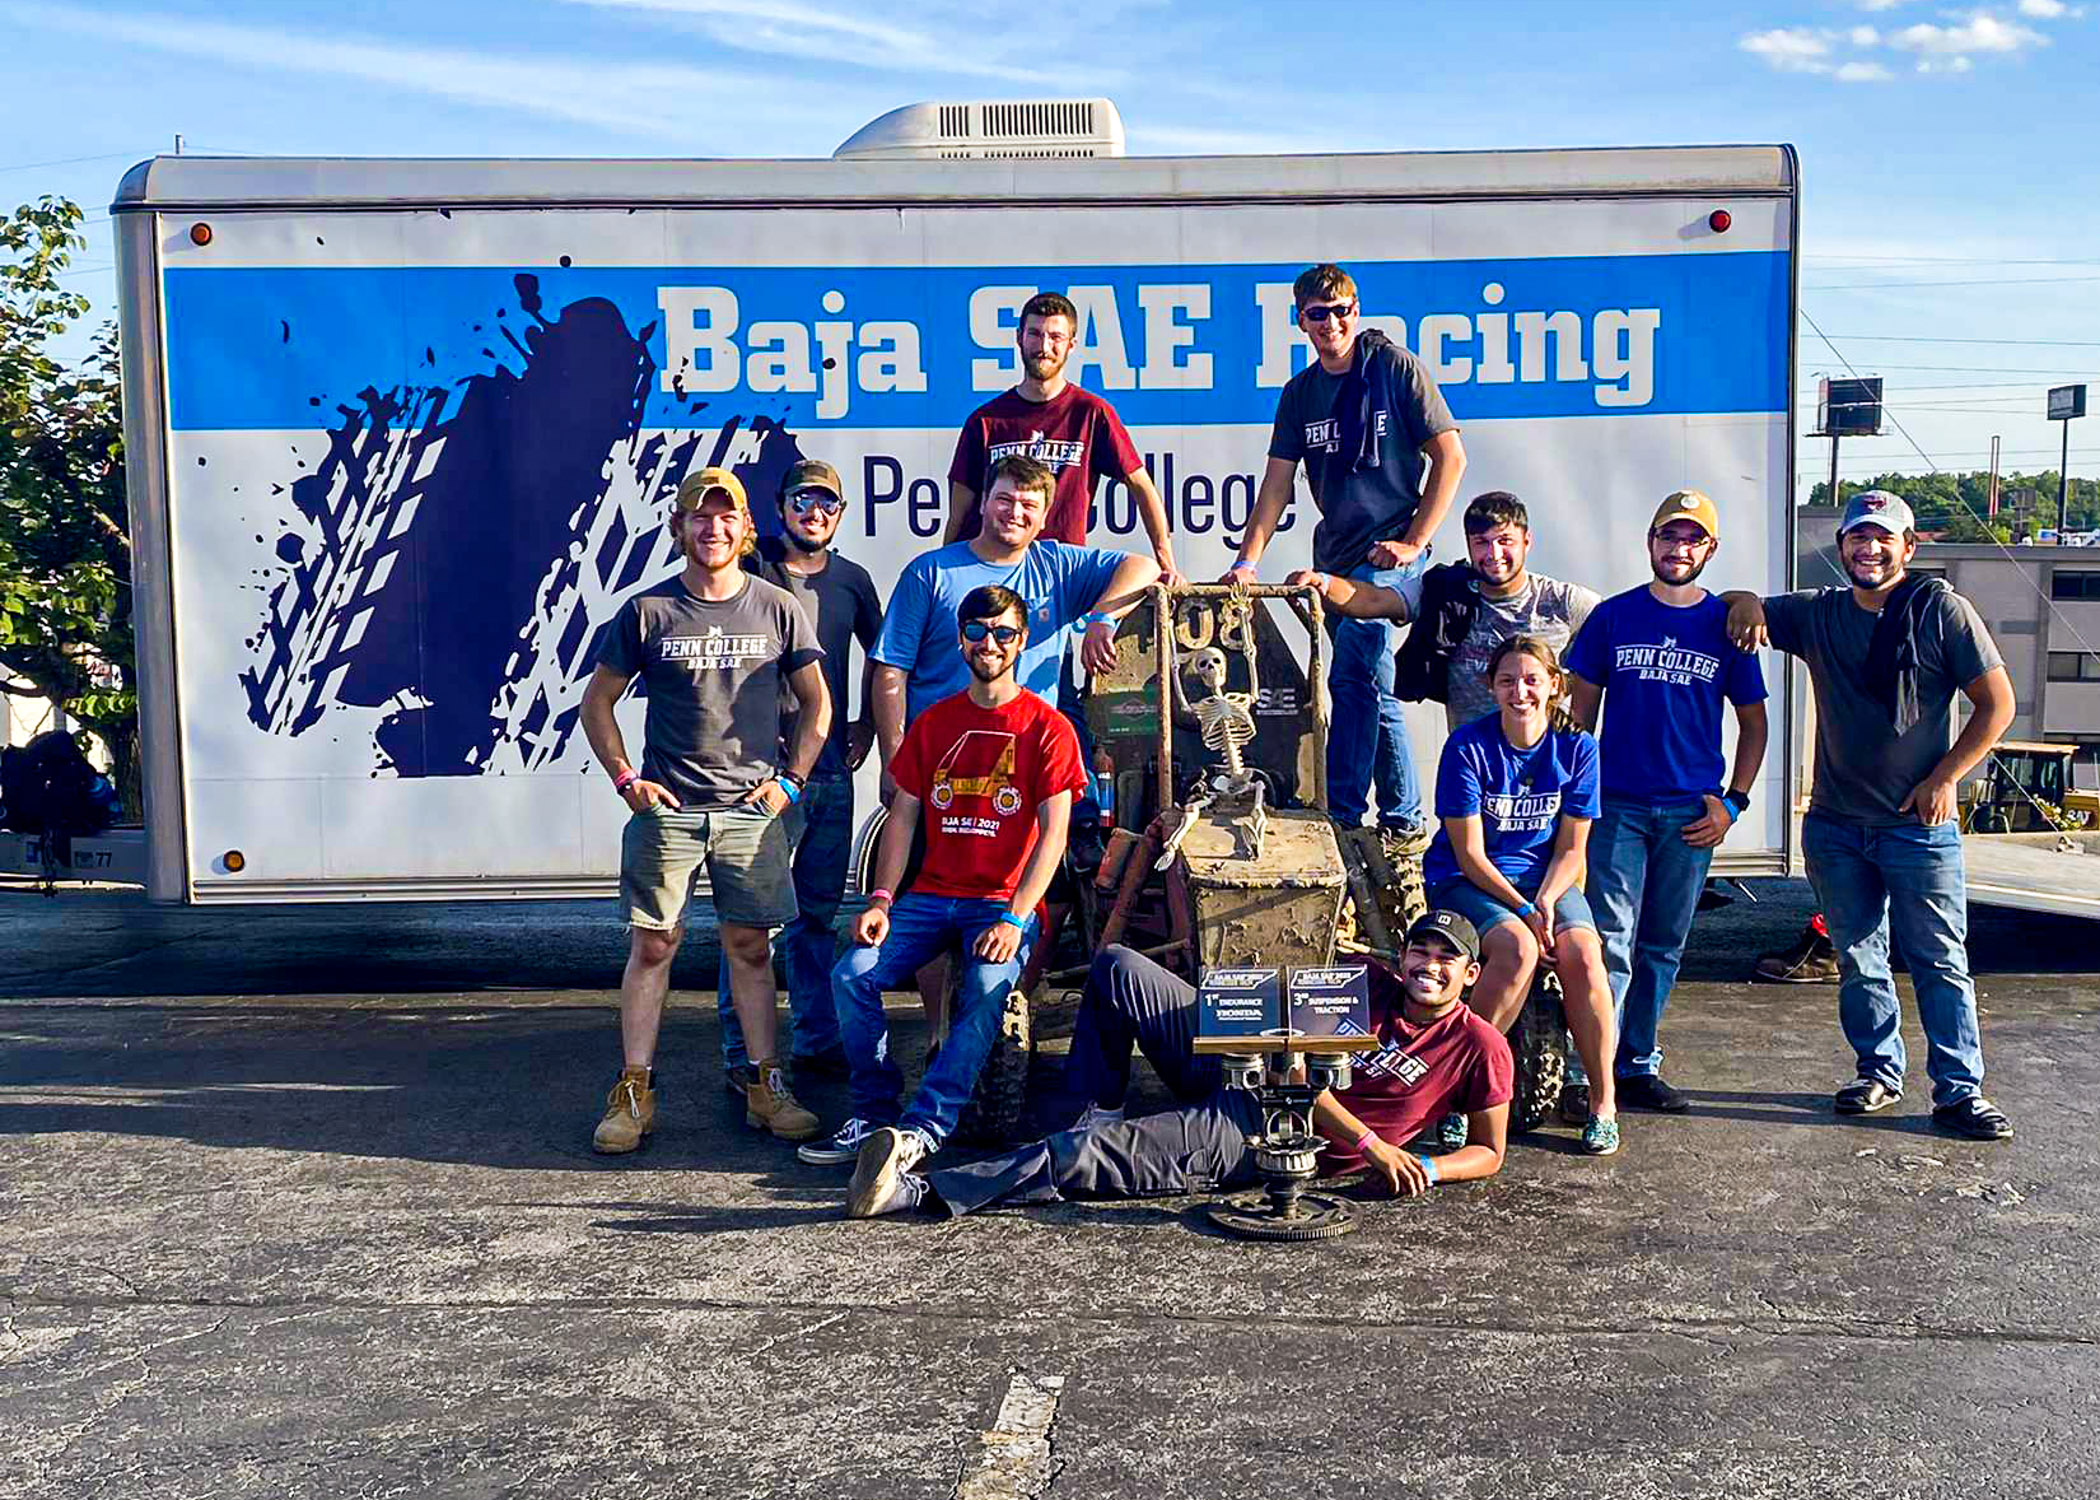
[1155,591,1269,869]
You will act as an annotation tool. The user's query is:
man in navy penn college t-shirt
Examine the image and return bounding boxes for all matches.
[1566,489,1768,1116]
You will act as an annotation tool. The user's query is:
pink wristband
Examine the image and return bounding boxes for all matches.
[613,768,639,792]
[867,887,895,906]
[1352,1127,1379,1156]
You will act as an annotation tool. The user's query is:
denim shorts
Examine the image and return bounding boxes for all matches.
[620,802,799,931]
[1429,877,1597,938]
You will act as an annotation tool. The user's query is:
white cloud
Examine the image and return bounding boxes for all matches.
[1850,25,1881,44]
[2018,0,2083,17]
[1837,60,1895,80]
[3,1,839,139]
[1855,0,1916,10]
[1891,15,2047,54]
[1741,26,1834,71]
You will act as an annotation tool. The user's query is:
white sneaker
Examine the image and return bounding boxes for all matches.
[1073,1102,1126,1134]
[847,1126,933,1219]
[798,1117,877,1167]
[865,1170,931,1218]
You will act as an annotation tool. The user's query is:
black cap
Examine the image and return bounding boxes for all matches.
[1405,909,1481,964]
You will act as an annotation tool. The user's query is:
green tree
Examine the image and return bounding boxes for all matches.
[0,196,135,812]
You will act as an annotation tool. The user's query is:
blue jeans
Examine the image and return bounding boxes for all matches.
[1587,796,1714,1079]
[718,775,853,1068]
[831,892,1038,1144]
[1801,812,1985,1108]
[1328,557,1425,829]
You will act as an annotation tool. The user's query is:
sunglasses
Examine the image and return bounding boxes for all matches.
[1300,301,1357,324]
[961,621,1024,645]
[787,489,844,516]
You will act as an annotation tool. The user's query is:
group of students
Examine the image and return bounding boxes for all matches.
[577,261,2018,1228]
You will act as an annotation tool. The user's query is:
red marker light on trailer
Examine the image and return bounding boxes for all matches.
[189,222,213,246]
[1708,209,1733,234]
[223,850,245,872]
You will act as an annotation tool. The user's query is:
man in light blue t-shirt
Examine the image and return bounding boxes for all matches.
[871,453,1160,792]
[1566,490,1768,1117]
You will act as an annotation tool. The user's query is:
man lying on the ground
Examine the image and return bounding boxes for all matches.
[845,910,1514,1220]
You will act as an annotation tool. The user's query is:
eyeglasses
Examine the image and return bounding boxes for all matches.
[961,621,1023,645]
[1300,301,1357,324]
[787,489,844,516]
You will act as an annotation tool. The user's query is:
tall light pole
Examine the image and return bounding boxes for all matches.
[2050,385,2088,538]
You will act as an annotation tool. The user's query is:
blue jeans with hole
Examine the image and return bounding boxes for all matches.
[1328,557,1426,830]
[1587,795,1715,1079]
[832,892,1037,1144]
[1801,811,1985,1107]
[718,775,853,1069]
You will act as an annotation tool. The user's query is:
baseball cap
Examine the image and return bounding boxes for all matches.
[1405,909,1481,964]
[780,458,843,500]
[674,466,748,514]
[1650,488,1720,542]
[1839,489,1916,538]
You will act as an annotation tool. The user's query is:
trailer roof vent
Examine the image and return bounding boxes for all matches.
[835,99,1125,160]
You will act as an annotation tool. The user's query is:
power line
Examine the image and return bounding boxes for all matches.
[1804,254,2100,266]
[1810,333,2100,349]
[1807,275,2100,292]
[0,149,148,176]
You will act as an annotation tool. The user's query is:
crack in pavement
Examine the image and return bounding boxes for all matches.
[2,1287,2095,1351]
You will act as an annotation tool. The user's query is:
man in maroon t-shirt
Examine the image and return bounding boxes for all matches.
[945,291,1183,584]
[810,583,1088,1203]
[845,910,1515,1219]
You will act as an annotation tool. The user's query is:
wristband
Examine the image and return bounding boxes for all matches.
[1416,1154,1441,1185]
[1082,610,1115,629]
[772,776,801,806]
[1513,898,1536,918]
[1229,559,1257,576]
[996,911,1029,933]
[613,768,639,793]
[866,887,894,907]
[775,766,806,790]
[1352,1127,1379,1156]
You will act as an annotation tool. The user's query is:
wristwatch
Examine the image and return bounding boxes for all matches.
[1722,789,1751,815]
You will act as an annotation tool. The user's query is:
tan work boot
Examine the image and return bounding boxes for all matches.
[592,1066,656,1154]
[746,1060,820,1142]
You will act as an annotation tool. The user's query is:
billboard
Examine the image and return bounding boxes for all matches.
[139,190,1794,896]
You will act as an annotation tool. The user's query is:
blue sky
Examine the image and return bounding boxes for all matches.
[6,0,2097,498]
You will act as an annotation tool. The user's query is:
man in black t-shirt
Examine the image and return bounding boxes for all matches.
[1226,263,1467,834]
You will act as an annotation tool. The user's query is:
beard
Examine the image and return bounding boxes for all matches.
[1652,554,1710,585]
[780,523,825,555]
[1845,556,1902,590]
[1023,350,1067,382]
[967,652,1012,684]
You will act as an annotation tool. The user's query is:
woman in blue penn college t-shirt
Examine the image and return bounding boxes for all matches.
[1421,634,1621,1154]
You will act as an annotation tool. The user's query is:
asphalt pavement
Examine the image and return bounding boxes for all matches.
[3,877,2098,1499]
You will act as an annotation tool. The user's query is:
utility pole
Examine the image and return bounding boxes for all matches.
[1989,435,2001,520]
[173,133,184,156]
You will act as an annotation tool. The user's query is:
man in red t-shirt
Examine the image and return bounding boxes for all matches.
[809,583,1087,1202]
[945,291,1183,585]
[845,910,1514,1219]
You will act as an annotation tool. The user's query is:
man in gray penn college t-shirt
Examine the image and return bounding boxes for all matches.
[595,574,823,807]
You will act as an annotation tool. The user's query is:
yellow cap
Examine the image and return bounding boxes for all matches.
[674,466,749,514]
[1650,488,1719,542]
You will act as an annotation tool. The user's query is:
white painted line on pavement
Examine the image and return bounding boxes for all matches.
[954,1372,1066,1500]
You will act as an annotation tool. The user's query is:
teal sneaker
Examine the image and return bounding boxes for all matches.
[1581,1114,1621,1156]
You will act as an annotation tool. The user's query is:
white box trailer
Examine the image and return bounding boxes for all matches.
[113,138,1801,904]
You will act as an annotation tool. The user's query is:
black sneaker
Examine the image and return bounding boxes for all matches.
[724,1063,758,1099]
[1619,1074,1690,1113]
[791,1043,851,1080]
[1558,1083,1591,1126]
[1753,924,1841,984]
[1932,1096,2013,1141]
[1834,1078,1903,1115]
